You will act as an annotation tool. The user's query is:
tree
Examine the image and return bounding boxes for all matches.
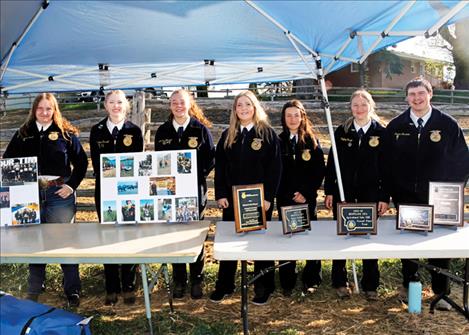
[438,18,469,89]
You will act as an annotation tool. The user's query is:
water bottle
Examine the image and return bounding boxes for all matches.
[408,281,422,314]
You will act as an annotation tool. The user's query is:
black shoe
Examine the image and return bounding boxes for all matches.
[26,293,39,302]
[173,283,186,299]
[282,288,293,297]
[190,282,203,299]
[67,294,80,308]
[209,289,233,303]
[105,293,118,305]
[123,291,136,305]
[252,291,271,306]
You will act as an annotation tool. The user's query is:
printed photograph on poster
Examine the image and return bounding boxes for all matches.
[120,156,134,177]
[102,156,116,178]
[121,200,136,222]
[176,197,198,222]
[149,177,175,195]
[1,157,38,186]
[177,152,192,174]
[117,181,138,195]
[99,150,198,224]
[138,154,153,176]
[157,153,171,175]
[12,203,40,225]
[158,198,172,221]
[0,187,10,208]
[140,199,154,221]
[102,200,117,223]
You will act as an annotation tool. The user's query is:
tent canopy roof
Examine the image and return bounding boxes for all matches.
[1,0,468,94]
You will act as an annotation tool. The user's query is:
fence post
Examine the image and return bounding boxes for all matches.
[130,90,149,145]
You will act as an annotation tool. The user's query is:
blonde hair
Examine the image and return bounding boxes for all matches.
[105,90,131,115]
[169,89,212,127]
[224,90,270,149]
[281,99,318,149]
[344,89,381,133]
[19,93,78,140]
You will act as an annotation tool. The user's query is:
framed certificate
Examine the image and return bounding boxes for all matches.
[233,184,266,233]
[281,204,310,234]
[397,204,434,232]
[337,203,377,235]
[428,181,464,227]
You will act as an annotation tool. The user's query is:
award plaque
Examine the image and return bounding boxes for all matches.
[233,184,266,233]
[281,204,310,234]
[337,203,377,235]
[397,204,434,232]
[428,182,464,227]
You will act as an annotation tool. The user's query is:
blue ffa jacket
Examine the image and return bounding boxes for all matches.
[324,120,389,206]
[276,131,325,219]
[154,117,215,213]
[215,126,282,213]
[89,118,144,177]
[383,107,469,205]
[3,122,88,190]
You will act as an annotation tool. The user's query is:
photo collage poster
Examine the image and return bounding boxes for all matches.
[0,156,40,226]
[100,150,199,224]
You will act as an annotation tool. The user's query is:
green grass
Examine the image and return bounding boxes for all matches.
[1,259,467,334]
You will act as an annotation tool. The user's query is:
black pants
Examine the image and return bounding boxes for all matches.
[214,204,275,294]
[172,248,204,285]
[279,260,322,290]
[401,258,451,295]
[331,259,380,291]
[104,264,136,294]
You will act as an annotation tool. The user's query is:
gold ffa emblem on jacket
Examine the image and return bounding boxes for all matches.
[123,135,133,146]
[48,132,59,141]
[251,138,262,150]
[430,130,441,142]
[301,149,311,161]
[368,136,379,147]
[188,137,198,148]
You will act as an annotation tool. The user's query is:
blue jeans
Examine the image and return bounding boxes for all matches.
[28,186,81,296]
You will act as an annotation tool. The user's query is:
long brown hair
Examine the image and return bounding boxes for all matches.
[19,93,79,140]
[281,99,318,149]
[169,89,212,127]
[224,90,270,149]
[344,89,381,133]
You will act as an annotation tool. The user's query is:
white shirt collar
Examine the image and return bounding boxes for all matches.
[106,118,125,134]
[240,123,254,132]
[289,132,298,141]
[36,121,52,131]
[410,107,432,128]
[173,117,190,132]
[353,119,371,134]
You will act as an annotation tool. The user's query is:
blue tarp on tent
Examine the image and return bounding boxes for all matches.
[1,0,468,93]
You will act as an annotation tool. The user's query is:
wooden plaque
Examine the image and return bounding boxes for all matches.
[281,204,310,234]
[337,203,377,235]
[429,181,464,227]
[232,184,266,233]
[397,204,434,232]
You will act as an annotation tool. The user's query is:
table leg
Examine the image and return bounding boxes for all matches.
[463,258,469,320]
[140,264,154,335]
[241,260,249,335]
[161,263,174,313]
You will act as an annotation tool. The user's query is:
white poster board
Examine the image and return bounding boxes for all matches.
[100,150,199,224]
[0,157,41,226]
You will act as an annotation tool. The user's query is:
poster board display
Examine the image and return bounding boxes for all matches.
[100,150,198,224]
[0,157,40,226]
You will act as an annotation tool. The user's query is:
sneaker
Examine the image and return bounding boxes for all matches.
[26,293,39,302]
[252,291,271,306]
[172,283,186,299]
[336,286,351,298]
[302,283,319,294]
[67,294,80,308]
[398,287,408,303]
[123,291,136,305]
[209,289,233,303]
[435,299,452,311]
[282,288,293,297]
[190,282,203,299]
[104,293,118,305]
[364,291,378,301]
